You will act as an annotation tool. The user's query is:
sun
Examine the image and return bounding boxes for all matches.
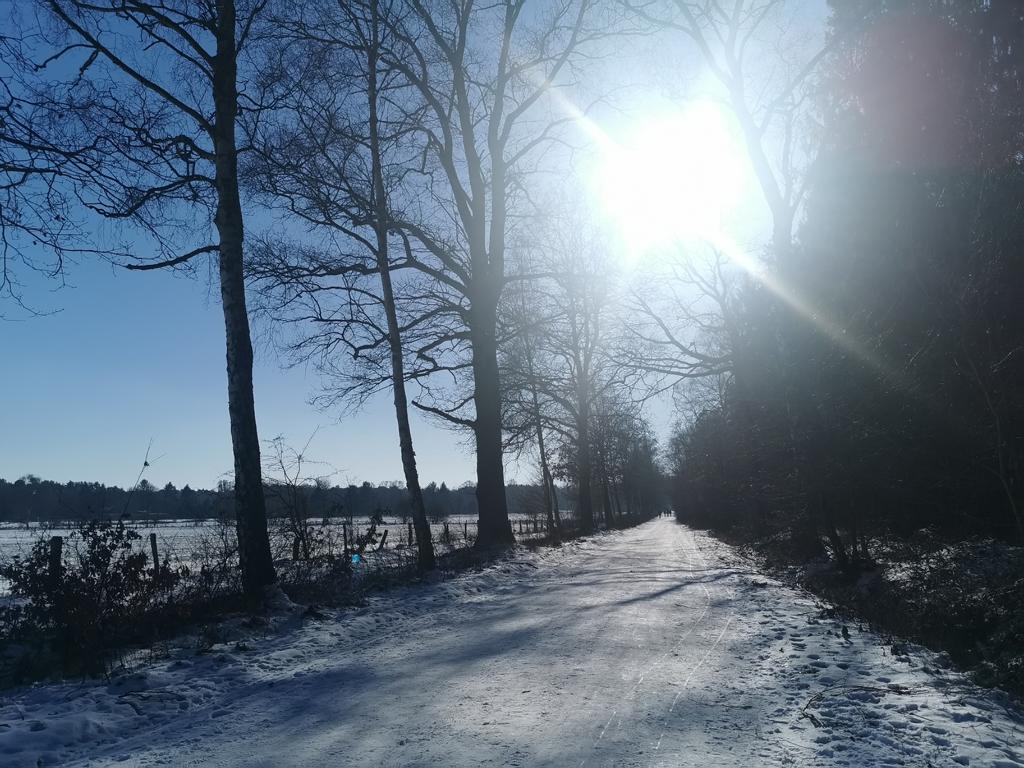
[593,102,750,259]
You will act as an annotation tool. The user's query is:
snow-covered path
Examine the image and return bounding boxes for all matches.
[3,519,1023,767]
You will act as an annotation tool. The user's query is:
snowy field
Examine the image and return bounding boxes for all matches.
[1,518,1022,767]
[0,514,548,595]
[0,515,491,563]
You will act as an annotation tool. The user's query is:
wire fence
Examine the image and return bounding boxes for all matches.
[0,514,563,598]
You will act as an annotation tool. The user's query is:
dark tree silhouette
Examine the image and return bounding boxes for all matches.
[367,0,604,549]
[13,0,276,597]
[246,0,438,571]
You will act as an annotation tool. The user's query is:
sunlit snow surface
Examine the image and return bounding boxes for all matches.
[2,519,1022,767]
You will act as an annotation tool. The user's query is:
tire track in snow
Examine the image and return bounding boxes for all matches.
[579,525,716,767]
[650,527,739,762]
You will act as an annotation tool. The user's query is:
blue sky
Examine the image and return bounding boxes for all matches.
[1,258,477,490]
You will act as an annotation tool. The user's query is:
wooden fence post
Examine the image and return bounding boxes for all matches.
[48,535,63,588]
[377,529,388,551]
[149,532,159,571]
[463,521,468,541]
[343,522,349,554]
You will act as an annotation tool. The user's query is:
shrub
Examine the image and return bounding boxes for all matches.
[0,519,178,676]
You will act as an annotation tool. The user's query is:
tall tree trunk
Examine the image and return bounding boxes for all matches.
[576,398,595,533]
[602,475,615,528]
[534,410,557,541]
[471,297,514,548]
[213,0,274,598]
[524,336,557,540]
[550,474,562,530]
[368,6,434,571]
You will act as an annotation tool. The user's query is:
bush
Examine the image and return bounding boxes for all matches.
[790,533,1024,698]
[0,519,178,677]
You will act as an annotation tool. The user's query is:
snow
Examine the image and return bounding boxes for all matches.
[1,519,1022,767]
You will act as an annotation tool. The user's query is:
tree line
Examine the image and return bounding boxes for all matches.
[0,474,574,525]
[667,0,1024,564]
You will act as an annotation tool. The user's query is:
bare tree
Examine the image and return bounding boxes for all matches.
[622,0,832,254]
[263,432,336,562]
[505,223,628,534]
[608,0,839,403]
[370,0,604,548]
[616,2,876,387]
[246,0,438,570]
[17,0,276,597]
[501,275,562,539]
[0,26,114,316]
[548,260,610,533]
[621,247,736,391]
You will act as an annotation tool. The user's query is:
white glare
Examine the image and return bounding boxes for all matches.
[595,103,749,259]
